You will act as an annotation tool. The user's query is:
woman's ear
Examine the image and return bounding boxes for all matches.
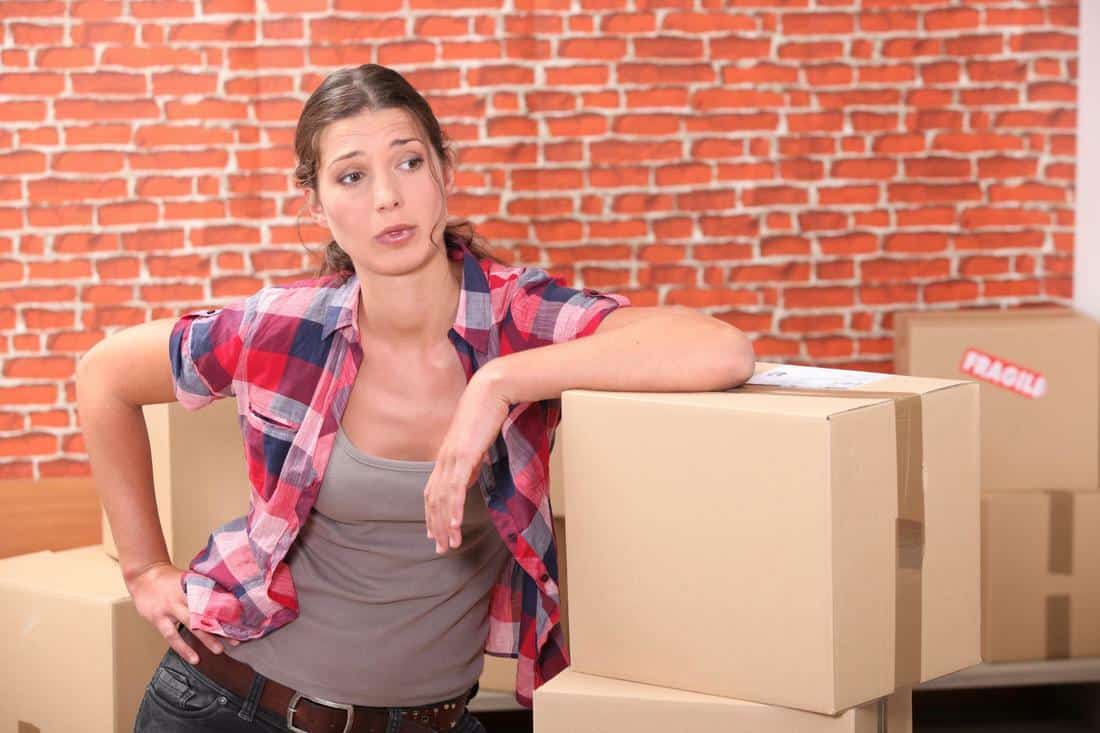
[306,188,327,227]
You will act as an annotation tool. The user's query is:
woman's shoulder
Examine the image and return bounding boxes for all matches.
[481,259,553,323]
[242,272,351,332]
[483,258,548,285]
[254,271,347,305]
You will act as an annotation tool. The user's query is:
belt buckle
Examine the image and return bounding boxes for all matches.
[286,691,355,733]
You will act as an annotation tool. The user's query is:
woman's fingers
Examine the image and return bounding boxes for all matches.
[424,457,475,554]
[162,615,200,665]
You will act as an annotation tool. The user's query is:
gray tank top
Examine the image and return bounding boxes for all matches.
[223,422,512,706]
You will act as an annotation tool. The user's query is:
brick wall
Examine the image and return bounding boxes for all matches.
[0,1,1080,479]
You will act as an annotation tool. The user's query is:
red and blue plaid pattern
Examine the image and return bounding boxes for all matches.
[168,239,631,708]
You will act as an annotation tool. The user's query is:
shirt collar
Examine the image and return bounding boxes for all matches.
[322,238,492,355]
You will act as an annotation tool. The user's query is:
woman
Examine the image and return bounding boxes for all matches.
[76,64,755,733]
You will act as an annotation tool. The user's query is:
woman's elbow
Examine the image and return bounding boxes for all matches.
[729,330,756,386]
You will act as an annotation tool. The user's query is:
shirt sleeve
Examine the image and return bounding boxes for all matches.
[508,266,632,349]
[168,295,255,410]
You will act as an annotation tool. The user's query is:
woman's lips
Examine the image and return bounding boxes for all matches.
[375,226,415,244]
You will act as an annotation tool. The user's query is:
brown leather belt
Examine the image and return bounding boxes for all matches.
[177,623,473,733]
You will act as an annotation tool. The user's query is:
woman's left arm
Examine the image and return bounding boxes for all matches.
[482,305,756,404]
[423,306,754,555]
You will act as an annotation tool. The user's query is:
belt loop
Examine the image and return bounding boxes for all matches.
[237,670,267,722]
[386,708,404,733]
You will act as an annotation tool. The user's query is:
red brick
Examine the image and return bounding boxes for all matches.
[983,279,1042,298]
[923,280,979,304]
[785,286,854,309]
[752,337,801,359]
[729,263,811,283]
[953,231,1045,250]
[861,257,951,282]
[806,337,854,359]
[668,289,759,308]
[779,314,845,333]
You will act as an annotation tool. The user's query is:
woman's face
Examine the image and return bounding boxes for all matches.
[308,107,454,274]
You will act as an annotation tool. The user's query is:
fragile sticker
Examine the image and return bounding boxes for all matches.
[959,348,1047,399]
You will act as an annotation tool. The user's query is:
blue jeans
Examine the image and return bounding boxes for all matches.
[133,637,487,733]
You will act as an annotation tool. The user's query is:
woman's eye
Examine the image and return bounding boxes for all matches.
[337,156,423,186]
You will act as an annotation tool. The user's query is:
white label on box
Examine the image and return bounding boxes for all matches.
[747,364,887,391]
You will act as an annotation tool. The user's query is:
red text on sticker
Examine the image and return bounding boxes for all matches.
[959,348,1047,399]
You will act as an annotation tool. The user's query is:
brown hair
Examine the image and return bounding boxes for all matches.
[293,64,507,278]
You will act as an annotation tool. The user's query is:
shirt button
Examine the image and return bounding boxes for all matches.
[539,574,549,582]
[507,533,517,542]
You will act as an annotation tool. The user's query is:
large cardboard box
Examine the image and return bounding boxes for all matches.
[895,307,1100,491]
[752,363,982,684]
[534,669,911,733]
[563,365,979,714]
[101,398,251,564]
[982,490,1100,661]
[0,546,167,733]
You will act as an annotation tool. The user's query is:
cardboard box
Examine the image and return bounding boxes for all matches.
[101,399,251,565]
[563,365,979,714]
[479,516,569,692]
[0,477,100,559]
[549,428,565,518]
[0,546,167,733]
[752,363,982,684]
[982,490,1100,661]
[533,668,911,733]
[895,307,1100,491]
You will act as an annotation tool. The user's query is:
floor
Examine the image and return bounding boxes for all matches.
[474,683,1100,732]
[914,683,1100,731]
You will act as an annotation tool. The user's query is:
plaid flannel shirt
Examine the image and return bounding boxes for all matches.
[168,239,631,708]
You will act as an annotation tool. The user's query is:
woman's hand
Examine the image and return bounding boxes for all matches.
[424,368,512,555]
[126,562,239,665]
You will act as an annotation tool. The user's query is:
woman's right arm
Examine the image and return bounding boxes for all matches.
[75,318,235,663]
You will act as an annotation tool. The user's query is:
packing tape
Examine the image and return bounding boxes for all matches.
[1048,491,1074,575]
[1046,595,1071,659]
[736,384,926,686]
[1046,490,1074,659]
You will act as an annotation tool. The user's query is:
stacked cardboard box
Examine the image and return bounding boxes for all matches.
[0,546,166,732]
[536,669,911,733]
[895,307,1100,662]
[535,364,982,731]
[1,399,251,732]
